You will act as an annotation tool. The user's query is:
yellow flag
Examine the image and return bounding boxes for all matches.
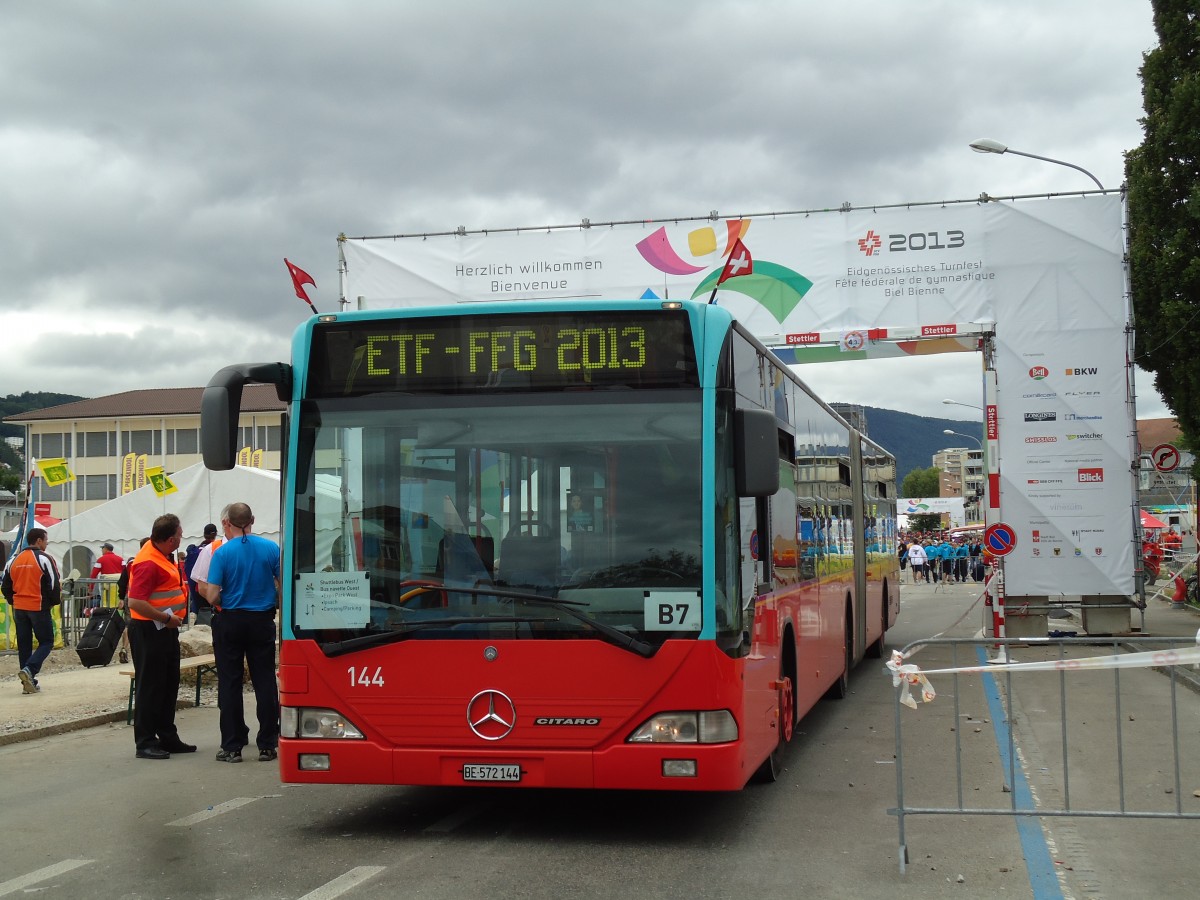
[144,466,178,497]
[251,448,264,468]
[35,458,74,487]
[135,454,148,489]
[121,452,136,494]
[237,446,252,466]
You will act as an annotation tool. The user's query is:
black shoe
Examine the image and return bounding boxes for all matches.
[215,748,243,763]
[161,740,197,753]
[258,747,278,762]
[136,747,171,760]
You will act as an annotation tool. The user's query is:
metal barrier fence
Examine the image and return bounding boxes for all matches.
[60,577,123,648]
[889,635,1200,875]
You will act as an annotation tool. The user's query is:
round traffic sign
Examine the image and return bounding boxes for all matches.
[1151,443,1180,473]
[984,522,1017,557]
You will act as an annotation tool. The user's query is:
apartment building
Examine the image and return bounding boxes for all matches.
[933,445,984,523]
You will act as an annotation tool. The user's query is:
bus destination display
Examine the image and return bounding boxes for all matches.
[309,311,698,395]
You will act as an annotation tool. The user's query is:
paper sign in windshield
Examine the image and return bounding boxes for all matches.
[295,571,370,629]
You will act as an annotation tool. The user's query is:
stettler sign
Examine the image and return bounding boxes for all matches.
[339,193,1136,598]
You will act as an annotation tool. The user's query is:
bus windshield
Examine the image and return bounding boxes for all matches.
[291,391,703,653]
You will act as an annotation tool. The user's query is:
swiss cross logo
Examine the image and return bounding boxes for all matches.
[858,230,882,256]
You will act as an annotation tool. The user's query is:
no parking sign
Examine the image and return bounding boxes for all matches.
[984,522,1017,557]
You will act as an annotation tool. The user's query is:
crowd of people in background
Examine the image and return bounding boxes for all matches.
[897,531,986,586]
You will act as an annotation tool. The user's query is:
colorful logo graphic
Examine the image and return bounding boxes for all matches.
[858,230,883,256]
[636,220,750,275]
[1029,365,1050,380]
[635,219,814,325]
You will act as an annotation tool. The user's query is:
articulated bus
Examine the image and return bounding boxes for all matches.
[201,299,899,791]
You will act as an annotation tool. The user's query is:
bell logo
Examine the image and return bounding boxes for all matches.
[1078,467,1104,483]
[1028,366,1049,380]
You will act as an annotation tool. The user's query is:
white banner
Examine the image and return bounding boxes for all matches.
[340,194,1135,597]
[900,497,965,527]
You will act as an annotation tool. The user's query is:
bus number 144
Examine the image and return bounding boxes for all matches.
[349,666,385,687]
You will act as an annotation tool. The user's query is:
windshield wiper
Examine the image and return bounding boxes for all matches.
[320,615,559,657]
[437,584,656,658]
[320,584,655,658]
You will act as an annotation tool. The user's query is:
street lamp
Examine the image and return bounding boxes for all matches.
[943,428,982,448]
[942,398,982,412]
[969,139,1105,190]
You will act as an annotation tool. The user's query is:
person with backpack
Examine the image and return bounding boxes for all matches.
[1,527,61,694]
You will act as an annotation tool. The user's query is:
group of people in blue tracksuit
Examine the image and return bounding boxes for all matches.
[899,534,984,584]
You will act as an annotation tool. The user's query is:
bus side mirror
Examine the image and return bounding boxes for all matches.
[201,362,292,470]
[734,408,779,497]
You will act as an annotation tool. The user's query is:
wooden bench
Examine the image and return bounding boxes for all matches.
[120,653,218,725]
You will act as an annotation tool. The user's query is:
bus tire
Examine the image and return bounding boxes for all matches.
[866,583,889,659]
[752,637,796,784]
[824,605,852,700]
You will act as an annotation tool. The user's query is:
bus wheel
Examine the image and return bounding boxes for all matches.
[825,611,852,700]
[753,675,794,783]
[866,585,889,659]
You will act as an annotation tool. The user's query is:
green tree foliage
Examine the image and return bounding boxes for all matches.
[1126,3,1200,450]
[908,513,943,533]
[901,465,941,499]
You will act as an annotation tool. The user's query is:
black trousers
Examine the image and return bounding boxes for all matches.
[212,610,279,753]
[128,619,182,750]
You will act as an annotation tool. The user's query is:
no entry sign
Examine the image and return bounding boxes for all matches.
[984,522,1017,557]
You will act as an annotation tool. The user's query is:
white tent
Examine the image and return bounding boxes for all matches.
[26,464,283,564]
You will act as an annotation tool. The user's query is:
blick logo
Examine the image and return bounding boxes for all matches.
[1078,468,1104,483]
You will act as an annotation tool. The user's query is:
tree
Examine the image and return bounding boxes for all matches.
[901,466,941,499]
[1125,2,1200,451]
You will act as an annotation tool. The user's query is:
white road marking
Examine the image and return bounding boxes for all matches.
[296,866,386,900]
[167,796,265,826]
[0,859,93,897]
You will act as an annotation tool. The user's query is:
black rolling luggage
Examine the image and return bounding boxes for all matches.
[76,607,125,667]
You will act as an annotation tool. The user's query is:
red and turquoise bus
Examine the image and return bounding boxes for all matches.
[201,299,898,790]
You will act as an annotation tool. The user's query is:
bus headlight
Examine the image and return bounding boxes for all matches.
[627,711,738,744]
[281,706,365,740]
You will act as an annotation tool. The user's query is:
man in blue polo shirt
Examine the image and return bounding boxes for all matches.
[203,502,281,764]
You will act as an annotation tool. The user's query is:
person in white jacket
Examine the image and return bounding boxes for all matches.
[906,542,928,584]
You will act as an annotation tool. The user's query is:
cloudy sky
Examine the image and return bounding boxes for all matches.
[0,1,1167,421]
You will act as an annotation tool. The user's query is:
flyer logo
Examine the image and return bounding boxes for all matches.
[1078,467,1104,483]
[1028,366,1050,380]
[858,230,883,256]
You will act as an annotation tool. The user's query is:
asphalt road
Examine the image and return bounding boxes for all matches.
[1,581,1196,900]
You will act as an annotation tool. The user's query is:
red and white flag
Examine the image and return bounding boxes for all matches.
[717,238,753,284]
[285,258,317,303]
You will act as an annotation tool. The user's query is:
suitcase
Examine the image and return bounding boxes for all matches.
[76,607,126,667]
